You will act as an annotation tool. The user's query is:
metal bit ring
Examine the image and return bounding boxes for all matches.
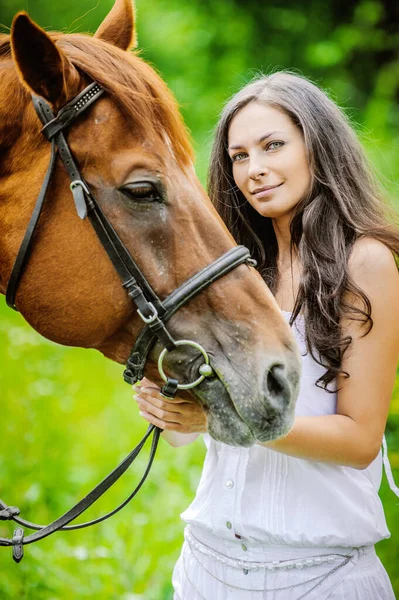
[158,339,213,390]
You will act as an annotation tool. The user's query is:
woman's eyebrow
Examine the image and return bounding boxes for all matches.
[229,130,284,151]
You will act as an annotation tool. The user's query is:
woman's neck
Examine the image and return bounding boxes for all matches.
[271,214,302,312]
[272,215,297,269]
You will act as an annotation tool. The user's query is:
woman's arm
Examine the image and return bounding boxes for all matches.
[133,377,207,447]
[259,239,399,469]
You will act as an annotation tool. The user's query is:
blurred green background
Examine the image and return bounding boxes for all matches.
[0,0,398,598]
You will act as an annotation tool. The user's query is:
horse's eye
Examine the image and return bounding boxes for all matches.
[120,182,161,202]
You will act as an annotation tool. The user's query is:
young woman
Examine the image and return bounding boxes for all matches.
[134,72,399,599]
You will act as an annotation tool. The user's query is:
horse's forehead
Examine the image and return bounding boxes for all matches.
[72,96,177,161]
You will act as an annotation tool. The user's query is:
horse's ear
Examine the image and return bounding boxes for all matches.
[95,0,137,51]
[11,12,80,106]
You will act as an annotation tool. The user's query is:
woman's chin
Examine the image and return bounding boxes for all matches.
[256,204,295,220]
[248,195,298,220]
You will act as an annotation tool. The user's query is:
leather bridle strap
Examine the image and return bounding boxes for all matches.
[5,140,58,310]
[6,83,106,310]
[14,85,168,319]
[0,425,160,560]
[124,245,255,383]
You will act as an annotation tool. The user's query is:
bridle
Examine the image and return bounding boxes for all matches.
[0,81,256,562]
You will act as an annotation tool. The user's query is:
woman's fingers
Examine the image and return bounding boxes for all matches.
[133,376,207,433]
[138,410,182,432]
[137,395,180,422]
[136,387,183,415]
[138,377,189,404]
[140,376,160,390]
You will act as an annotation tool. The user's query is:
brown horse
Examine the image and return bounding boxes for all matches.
[0,0,301,447]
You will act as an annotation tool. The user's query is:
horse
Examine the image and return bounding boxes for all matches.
[0,1,300,466]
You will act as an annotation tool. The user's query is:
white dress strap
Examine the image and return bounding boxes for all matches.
[382,435,399,499]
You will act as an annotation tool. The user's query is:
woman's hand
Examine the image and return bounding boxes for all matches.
[133,377,207,434]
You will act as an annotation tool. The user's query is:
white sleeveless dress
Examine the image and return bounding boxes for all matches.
[172,312,397,599]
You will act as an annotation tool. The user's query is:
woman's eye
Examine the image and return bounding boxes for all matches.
[267,141,285,151]
[120,182,162,202]
[231,152,247,162]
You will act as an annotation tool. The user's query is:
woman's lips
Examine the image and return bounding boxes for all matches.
[252,182,284,199]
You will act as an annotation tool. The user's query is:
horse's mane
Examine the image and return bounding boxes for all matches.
[0,32,193,165]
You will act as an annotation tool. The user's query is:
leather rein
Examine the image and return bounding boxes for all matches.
[0,82,255,562]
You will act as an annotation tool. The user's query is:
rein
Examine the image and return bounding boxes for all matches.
[1,82,255,562]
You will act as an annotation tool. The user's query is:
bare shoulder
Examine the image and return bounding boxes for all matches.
[345,237,399,326]
[348,237,397,280]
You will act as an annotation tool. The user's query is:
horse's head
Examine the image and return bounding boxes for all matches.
[0,0,301,446]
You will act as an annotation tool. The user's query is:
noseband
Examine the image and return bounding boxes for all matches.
[1,82,256,561]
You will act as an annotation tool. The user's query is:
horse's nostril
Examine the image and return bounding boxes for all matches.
[265,364,290,409]
[267,364,284,396]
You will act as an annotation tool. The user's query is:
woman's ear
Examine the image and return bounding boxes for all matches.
[11,12,80,106]
[95,0,137,51]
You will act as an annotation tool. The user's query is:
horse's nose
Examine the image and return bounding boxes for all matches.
[263,363,293,412]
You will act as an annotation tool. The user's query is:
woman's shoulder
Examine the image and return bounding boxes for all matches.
[348,237,397,280]
[345,237,399,330]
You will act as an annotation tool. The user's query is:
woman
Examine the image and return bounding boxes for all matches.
[134,72,399,599]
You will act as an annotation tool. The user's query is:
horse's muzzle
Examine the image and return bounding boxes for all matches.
[189,356,299,447]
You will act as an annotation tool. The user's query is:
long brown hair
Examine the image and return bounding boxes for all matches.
[209,71,399,389]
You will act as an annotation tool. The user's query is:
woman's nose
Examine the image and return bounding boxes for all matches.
[248,156,268,180]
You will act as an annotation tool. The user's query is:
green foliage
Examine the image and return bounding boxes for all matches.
[0,0,398,598]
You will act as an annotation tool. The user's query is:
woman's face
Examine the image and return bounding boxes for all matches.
[228,101,312,220]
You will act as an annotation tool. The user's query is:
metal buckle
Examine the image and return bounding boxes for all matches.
[137,303,158,324]
[12,527,24,563]
[246,257,258,267]
[70,180,90,195]
[0,506,20,520]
